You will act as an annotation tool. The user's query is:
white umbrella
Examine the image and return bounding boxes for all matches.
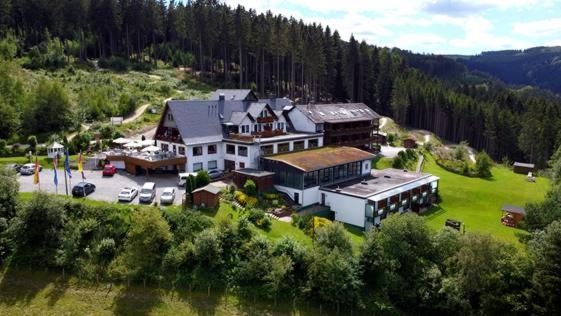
[113,137,131,144]
[139,139,155,147]
[124,141,142,148]
[141,145,161,152]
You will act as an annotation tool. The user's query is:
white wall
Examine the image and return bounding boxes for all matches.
[274,185,320,206]
[186,142,223,172]
[321,190,366,228]
[287,109,317,132]
[362,159,372,176]
[223,142,259,170]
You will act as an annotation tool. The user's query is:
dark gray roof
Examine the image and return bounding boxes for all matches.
[166,96,291,144]
[502,204,525,214]
[260,97,292,109]
[209,89,256,101]
[295,103,381,123]
[513,162,535,168]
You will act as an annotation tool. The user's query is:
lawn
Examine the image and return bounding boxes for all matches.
[373,156,393,169]
[422,154,550,245]
[200,202,314,247]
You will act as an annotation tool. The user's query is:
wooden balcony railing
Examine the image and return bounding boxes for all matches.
[256,117,275,123]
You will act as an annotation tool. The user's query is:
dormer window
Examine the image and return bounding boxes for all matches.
[167,113,173,121]
[260,110,270,118]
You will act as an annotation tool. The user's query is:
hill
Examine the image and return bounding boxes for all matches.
[454,46,561,94]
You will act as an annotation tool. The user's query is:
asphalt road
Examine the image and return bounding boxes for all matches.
[18,168,185,206]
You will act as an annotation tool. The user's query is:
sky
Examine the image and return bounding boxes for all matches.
[221,0,561,55]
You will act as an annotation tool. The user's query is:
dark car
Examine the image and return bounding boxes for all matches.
[7,163,22,173]
[72,182,96,197]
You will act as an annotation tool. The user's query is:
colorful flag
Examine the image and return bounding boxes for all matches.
[53,158,58,187]
[64,149,72,178]
[78,151,85,179]
[33,156,40,185]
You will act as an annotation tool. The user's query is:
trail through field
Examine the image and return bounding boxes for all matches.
[123,103,150,124]
[67,123,91,141]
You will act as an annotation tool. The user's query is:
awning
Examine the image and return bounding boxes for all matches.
[368,175,439,202]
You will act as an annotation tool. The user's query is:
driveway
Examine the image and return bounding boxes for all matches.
[380,145,406,158]
[18,169,185,206]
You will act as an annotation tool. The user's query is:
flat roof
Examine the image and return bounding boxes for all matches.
[258,132,323,144]
[264,146,376,172]
[321,169,439,199]
[234,168,275,177]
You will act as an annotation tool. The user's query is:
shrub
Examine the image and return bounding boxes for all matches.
[263,193,279,200]
[392,156,404,169]
[243,179,257,196]
[244,208,272,230]
[475,151,493,178]
[0,139,7,155]
[98,56,129,72]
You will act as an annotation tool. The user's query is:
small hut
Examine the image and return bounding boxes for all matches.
[192,183,223,208]
[233,168,274,193]
[47,142,64,159]
[513,162,535,175]
[501,204,525,227]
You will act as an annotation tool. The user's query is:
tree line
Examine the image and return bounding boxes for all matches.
[0,167,559,314]
[1,0,560,165]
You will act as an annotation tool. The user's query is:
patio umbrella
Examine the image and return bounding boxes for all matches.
[123,141,142,148]
[139,139,155,147]
[141,145,161,152]
[113,137,131,144]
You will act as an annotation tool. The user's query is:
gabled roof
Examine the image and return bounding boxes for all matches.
[264,146,375,172]
[246,103,278,120]
[192,183,223,195]
[295,103,381,123]
[166,100,224,146]
[502,204,525,215]
[210,89,257,101]
[229,111,250,125]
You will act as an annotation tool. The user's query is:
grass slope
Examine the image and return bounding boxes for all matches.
[422,154,549,244]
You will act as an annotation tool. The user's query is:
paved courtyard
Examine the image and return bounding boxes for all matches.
[18,168,185,205]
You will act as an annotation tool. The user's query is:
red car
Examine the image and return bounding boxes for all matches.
[102,164,117,176]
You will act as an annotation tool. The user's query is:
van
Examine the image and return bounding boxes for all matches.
[177,172,197,186]
[139,182,156,203]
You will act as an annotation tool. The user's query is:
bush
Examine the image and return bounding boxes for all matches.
[243,179,257,196]
[244,208,272,230]
[195,170,210,188]
[0,139,7,155]
[475,151,493,178]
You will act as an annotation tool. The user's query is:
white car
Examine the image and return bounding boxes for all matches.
[20,163,42,175]
[160,187,176,204]
[118,187,138,202]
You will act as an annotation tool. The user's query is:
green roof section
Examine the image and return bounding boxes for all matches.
[264,146,375,172]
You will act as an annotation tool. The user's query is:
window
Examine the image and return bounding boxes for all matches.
[260,110,269,118]
[208,160,217,170]
[278,122,285,130]
[308,139,319,148]
[208,144,217,154]
[238,146,248,157]
[161,143,169,151]
[277,143,290,153]
[178,146,185,155]
[193,146,203,156]
[167,113,173,121]
[261,145,273,155]
[293,141,305,151]
[294,192,299,204]
[241,125,250,133]
[226,144,235,154]
[193,163,203,172]
[239,162,245,168]
[364,162,369,171]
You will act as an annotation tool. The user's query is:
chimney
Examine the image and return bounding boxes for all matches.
[219,93,225,101]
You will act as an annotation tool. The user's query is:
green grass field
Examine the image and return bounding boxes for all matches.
[422,154,550,244]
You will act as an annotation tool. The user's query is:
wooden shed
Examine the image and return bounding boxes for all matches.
[233,168,274,192]
[192,184,222,208]
[501,204,525,227]
[513,162,535,175]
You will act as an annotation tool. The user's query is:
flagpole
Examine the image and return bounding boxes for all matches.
[64,167,68,195]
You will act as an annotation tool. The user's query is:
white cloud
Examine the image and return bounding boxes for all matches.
[513,18,561,37]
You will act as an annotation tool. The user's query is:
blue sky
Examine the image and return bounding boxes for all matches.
[222,0,561,55]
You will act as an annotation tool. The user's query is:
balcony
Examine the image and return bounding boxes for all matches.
[227,129,286,142]
[256,116,275,123]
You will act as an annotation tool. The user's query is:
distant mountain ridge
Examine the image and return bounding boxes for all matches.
[452,46,561,94]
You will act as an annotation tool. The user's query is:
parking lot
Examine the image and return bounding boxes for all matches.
[18,168,185,205]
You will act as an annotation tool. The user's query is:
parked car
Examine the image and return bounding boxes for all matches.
[208,169,223,180]
[118,187,138,202]
[177,172,197,186]
[102,164,117,176]
[139,182,156,203]
[160,187,176,204]
[19,163,42,175]
[72,182,96,197]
